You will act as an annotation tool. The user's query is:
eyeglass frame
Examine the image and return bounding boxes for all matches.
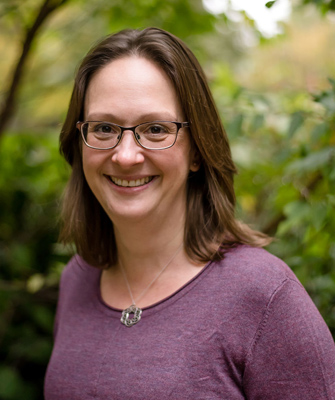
[76,120,190,151]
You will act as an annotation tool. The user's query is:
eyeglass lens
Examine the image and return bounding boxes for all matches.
[82,121,179,149]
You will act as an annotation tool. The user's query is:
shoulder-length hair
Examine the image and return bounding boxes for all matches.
[59,27,271,267]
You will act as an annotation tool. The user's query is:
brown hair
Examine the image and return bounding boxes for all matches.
[59,27,271,267]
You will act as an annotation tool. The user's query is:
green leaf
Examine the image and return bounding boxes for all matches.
[319,94,335,113]
[227,114,244,138]
[251,114,265,131]
[0,367,31,399]
[311,122,329,143]
[313,80,335,113]
[277,201,310,235]
[265,1,276,8]
[285,147,335,175]
[287,111,304,138]
[310,202,328,231]
[328,77,335,90]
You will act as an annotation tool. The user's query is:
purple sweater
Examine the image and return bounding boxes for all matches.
[44,246,335,399]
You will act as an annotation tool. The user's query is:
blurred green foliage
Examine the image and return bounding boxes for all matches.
[0,132,69,399]
[302,0,335,13]
[0,0,334,398]
[268,0,335,13]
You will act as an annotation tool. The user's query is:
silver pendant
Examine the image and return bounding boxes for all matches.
[120,304,142,327]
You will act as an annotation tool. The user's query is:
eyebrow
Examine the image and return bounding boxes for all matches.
[85,112,178,123]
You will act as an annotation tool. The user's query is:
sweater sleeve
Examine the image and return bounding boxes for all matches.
[243,278,335,400]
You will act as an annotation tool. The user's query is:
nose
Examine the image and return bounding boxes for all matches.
[111,130,144,167]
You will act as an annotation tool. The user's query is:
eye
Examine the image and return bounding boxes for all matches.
[101,125,112,133]
[95,123,117,134]
[143,123,169,134]
[149,125,165,134]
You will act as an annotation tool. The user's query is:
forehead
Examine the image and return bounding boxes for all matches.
[84,56,183,123]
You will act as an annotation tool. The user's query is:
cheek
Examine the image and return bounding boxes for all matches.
[162,145,192,181]
[176,139,193,172]
[82,149,106,183]
[82,151,93,180]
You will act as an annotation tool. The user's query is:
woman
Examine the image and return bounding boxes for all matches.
[44,27,335,399]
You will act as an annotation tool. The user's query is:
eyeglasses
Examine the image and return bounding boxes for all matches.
[76,120,189,150]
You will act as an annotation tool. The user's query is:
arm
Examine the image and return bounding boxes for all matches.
[243,278,335,400]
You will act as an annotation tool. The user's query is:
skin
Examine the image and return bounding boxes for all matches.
[82,56,203,309]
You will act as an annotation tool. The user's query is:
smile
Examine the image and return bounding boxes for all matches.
[109,176,154,187]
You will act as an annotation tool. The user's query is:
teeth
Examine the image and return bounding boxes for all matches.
[111,176,153,187]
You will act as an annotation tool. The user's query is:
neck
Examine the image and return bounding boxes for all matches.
[100,207,206,313]
[113,212,185,278]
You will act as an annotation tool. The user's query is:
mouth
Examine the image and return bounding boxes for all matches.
[108,176,155,188]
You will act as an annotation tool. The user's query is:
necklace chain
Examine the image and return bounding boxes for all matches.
[119,243,183,327]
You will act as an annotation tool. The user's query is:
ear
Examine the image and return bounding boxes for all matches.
[190,152,201,172]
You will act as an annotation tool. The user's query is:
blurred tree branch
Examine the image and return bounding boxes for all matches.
[0,0,70,139]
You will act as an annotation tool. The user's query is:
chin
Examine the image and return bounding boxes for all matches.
[106,205,155,224]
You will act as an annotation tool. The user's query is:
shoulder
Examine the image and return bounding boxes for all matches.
[212,246,333,351]
[52,255,101,339]
[221,245,295,279]
[212,245,301,296]
[225,248,335,398]
[202,245,314,326]
[59,255,101,300]
[61,254,100,279]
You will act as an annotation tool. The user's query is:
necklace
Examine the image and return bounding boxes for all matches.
[119,243,183,327]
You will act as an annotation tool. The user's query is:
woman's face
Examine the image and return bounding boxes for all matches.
[82,56,198,227]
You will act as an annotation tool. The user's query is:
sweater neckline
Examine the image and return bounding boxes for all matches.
[93,258,214,318]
